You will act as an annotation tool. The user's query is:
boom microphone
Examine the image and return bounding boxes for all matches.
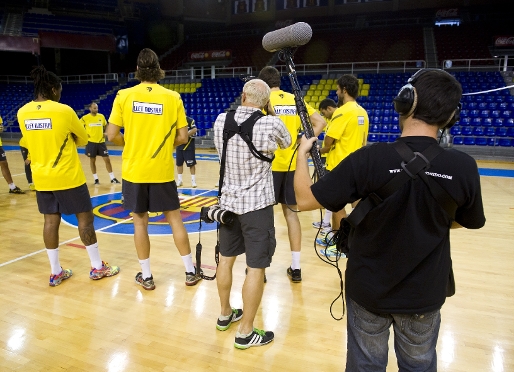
[262,22,312,52]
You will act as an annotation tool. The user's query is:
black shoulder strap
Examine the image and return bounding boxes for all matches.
[347,140,456,227]
[391,141,458,220]
[218,111,274,197]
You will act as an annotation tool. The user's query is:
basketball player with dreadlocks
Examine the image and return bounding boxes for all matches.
[17,65,120,287]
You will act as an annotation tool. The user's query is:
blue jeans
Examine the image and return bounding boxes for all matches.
[346,295,441,372]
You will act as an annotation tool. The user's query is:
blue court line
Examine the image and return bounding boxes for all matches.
[3,145,514,177]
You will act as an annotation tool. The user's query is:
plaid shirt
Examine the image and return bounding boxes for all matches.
[214,106,291,215]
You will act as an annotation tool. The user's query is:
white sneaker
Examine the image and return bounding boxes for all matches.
[176,180,182,187]
[312,221,331,229]
[191,181,197,188]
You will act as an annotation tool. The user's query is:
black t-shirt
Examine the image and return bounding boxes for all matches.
[312,136,485,314]
[176,116,196,151]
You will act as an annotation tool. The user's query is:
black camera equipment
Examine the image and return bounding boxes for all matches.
[200,204,235,225]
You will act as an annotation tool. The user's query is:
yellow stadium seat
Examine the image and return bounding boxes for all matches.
[321,90,330,96]
[306,91,313,97]
[358,78,364,86]
[319,79,327,85]
[362,83,370,90]
[195,83,201,87]
[310,95,319,103]
[360,89,369,97]
[314,90,322,96]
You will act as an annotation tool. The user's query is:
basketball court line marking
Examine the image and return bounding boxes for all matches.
[0,216,134,268]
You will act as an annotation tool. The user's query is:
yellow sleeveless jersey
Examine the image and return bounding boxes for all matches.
[325,101,369,171]
[81,113,107,143]
[17,100,88,191]
[269,90,316,172]
[108,83,187,183]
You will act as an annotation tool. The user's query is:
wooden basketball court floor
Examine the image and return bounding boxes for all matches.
[1,141,513,372]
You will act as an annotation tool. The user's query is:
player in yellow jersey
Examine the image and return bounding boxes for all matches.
[19,135,35,190]
[17,66,120,286]
[0,115,24,194]
[258,66,327,283]
[320,74,369,232]
[107,48,199,290]
[313,98,338,232]
[81,102,120,185]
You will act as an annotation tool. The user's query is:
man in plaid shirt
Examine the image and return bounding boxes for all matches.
[213,78,291,349]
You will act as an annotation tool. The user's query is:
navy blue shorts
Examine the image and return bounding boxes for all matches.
[86,142,109,158]
[122,179,180,213]
[36,184,92,215]
[273,170,296,205]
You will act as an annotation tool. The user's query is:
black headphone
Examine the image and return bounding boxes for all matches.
[393,68,461,130]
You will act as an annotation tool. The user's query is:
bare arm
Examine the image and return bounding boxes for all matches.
[107,123,124,146]
[188,127,197,137]
[310,111,327,137]
[174,126,188,147]
[294,135,324,211]
[320,135,335,154]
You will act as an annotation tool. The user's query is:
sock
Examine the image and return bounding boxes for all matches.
[177,174,183,182]
[191,175,196,183]
[109,172,115,180]
[323,210,332,225]
[85,242,103,270]
[138,258,152,279]
[46,248,62,275]
[291,251,301,270]
[236,330,253,338]
[93,174,98,180]
[181,253,195,273]
[219,312,232,321]
[8,183,16,190]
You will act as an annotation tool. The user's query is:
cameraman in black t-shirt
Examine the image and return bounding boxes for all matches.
[294,69,486,371]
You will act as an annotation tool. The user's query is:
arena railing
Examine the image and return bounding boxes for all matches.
[441,58,509,72]
[0,73,118,84]
[59,73,119,84]
[276,60,427,76]
[160,66,254,81]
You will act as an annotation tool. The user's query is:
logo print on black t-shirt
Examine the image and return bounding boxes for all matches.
[147,87,152,92]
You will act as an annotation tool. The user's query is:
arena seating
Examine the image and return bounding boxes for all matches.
[22,13,124,36]
[304,70,514,147]
[2,71,512,150]
[49,0,117,14]
[0,82,120,132]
